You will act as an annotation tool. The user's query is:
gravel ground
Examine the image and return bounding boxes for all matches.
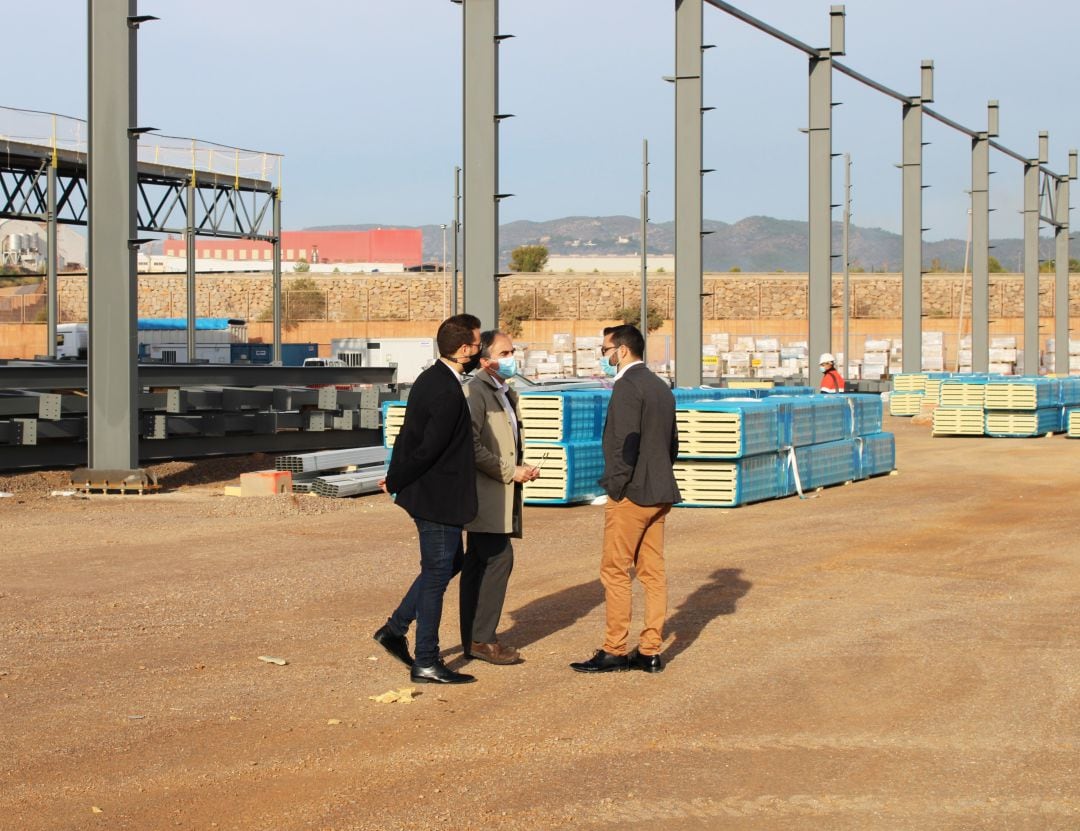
[2,415,1079,830]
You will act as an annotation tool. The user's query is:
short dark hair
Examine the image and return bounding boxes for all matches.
[478,329,507,359]
[436,313,481,358]
[603,324,644,358]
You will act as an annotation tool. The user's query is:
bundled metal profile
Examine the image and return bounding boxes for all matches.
[312,469,387,498]
[274,445,387,474]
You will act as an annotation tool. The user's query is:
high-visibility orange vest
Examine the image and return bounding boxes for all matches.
[820,367,844,393]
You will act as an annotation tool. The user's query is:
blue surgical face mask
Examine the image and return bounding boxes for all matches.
[602,349,620,377]
[496,356,517,378]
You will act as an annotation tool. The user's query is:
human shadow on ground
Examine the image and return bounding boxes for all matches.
[496,578,605,651]
[663,567,752,664]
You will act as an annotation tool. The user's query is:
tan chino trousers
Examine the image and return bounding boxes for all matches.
[600,497,671,656]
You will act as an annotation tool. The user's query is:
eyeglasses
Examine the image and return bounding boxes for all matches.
[600,345,618,356]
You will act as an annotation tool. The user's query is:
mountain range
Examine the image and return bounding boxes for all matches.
[311,215,1059,273]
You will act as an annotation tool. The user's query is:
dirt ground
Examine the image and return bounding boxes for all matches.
[2,415,1079,830]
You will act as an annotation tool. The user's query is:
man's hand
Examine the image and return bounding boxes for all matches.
[378,478,389,494]
[512,465,537,484]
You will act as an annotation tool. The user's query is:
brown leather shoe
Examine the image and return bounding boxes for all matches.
[467,641,522,665]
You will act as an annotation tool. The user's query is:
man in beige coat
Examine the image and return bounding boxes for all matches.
[460,330,539,665]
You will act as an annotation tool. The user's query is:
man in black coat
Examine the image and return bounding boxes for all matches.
[571,324,682,675]
[374,313,482,685]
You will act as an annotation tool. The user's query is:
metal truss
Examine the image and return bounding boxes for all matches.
[0,139,276,240]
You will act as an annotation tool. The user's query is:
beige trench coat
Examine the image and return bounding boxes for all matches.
[463,373,524,537]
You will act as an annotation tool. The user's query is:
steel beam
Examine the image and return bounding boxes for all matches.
[901,100,924,373]
[186,177,197,360]
[87,0,139,470]
[674,0,704,386]
[807,51,833,386]
[46,163,58,358]
[1055,173,1070,375]
[0,363,397,390]
[462,0,500,327]
[1023,159,1040,375]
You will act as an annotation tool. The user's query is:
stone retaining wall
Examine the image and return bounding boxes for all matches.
[54,271,1080,323]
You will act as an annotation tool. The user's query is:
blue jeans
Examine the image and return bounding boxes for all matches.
[387,519,465,667]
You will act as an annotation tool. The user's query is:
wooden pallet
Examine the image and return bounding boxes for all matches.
[932,406,984,436]
[1069,409,1080,438]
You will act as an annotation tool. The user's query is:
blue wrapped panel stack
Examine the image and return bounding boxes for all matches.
[855,432,896,479]
[841,393,884,438]
[790,439,858,490]
[381,400,407,448]
[675,392,894,508]
[984,377,1057,411]
[675,399,781,459]
[1067,408,1080,438]
[984,408,1064,437]
[673,386,759,405]
[673,454,783,508]
[519,389,610,443]
[769,396,817,448]
[1058,378,1080,407]
[522,441,605,505]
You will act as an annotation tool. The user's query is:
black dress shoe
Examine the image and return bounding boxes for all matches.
[629,649,664,673]
[373,624,412,667]
[569,649,630,673]
[410,660,476,685]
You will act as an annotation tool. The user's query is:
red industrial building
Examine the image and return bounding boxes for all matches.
[162,229,422,267]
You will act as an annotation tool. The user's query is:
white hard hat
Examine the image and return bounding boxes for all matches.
[819,352,835,364]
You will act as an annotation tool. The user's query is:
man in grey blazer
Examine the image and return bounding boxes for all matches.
[571,324,681,675]
[460,330,539,665]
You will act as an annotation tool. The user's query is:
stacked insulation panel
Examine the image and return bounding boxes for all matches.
[931,375,1077,438]
[932,376,988,436]
[983,378,1064,437]
[519,389,611,505]
[889,373,926,416]
[674,394,895,508]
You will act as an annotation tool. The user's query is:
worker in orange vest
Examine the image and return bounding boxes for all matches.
[818,353,845,393]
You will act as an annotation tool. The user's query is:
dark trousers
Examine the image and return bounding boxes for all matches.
[460,531,515,647]
[387,519,464,667]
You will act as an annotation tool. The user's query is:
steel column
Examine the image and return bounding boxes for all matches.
[1022,159,1039,375]
[462,0,500,327]
[1055,173,1070,375]
[185,177,196,360]
[87,0,139,470]
[807,52,833,386]
[970,134,990,373]
[901,100,924,373]
[452,165,460,316]
[641,138,650,357]
[674,0,703,386]
[272,189,282,364]
[842,153,851,381]
[46,162,58,356]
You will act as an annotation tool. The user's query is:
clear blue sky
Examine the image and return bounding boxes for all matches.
[6,0,1078,241]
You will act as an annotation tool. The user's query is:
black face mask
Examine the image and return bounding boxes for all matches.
[462,353,482,374]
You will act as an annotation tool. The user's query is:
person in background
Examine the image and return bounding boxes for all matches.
[818,353,845,394]
[570,324,681,675]
[460,330,539,665]
[373,313,483,685]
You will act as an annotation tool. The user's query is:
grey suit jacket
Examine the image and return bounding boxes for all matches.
[463,372,524,537]
[599,363,681,506]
